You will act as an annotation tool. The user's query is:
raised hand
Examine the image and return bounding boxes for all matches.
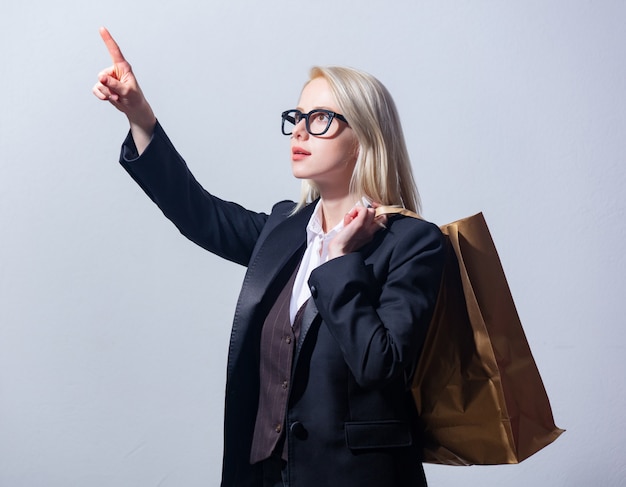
[93,27,156,151]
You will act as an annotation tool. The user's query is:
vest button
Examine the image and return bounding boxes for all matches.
[275,424,282,433]
[310,285,318,298]
[290,421,308,440]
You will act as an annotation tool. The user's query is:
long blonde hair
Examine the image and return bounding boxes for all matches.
[294,66,421,214]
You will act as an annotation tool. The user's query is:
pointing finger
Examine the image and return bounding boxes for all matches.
[99,26,126,64]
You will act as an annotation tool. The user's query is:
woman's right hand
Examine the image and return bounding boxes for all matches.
[93,27,156,153]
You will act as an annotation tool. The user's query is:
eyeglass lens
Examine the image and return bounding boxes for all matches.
[282,110,335,136]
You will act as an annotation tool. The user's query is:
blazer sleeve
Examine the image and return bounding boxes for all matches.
[118,122,268,266]
[307,218,445,390]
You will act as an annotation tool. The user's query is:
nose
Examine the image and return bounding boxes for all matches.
[292,118,309,139]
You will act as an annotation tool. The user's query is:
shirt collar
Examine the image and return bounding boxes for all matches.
[306,196,372,243]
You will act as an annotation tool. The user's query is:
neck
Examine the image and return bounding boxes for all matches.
[319,193,359,232]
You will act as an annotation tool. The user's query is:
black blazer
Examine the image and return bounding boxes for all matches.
[120,122,446,487]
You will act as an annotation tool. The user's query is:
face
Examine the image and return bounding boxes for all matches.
[290,77,359,197]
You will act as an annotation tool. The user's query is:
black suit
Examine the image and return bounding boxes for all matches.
[120,122,446,487]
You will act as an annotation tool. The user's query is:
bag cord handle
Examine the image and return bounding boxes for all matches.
[375,205,422,220]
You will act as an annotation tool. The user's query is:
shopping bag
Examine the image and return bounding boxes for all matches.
[377,208,564,465]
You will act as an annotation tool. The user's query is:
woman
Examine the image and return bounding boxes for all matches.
[94,27,445,487]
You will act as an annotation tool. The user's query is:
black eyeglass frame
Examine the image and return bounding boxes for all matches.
[281,109,349,136]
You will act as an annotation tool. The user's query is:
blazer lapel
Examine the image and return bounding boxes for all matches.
[294,298,320,364]
[244,203,315,303]
[227,202,315,377]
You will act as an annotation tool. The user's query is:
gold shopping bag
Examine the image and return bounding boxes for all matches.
[377,208,564,465]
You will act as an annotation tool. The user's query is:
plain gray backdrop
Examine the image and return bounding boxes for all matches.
[1,1,624,485]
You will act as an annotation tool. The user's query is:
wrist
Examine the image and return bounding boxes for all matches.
[129,117,156,138]
[128,103,156,132]
[327,243,347,260]
[128,108,157,156]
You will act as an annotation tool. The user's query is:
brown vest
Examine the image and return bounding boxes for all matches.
[249,266,307,464]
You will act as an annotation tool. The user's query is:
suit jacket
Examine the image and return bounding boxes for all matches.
[120,122,446,487]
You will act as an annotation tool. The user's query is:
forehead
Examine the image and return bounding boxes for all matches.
[298,77,339,111]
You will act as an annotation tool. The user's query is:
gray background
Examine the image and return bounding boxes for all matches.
[1,1,624,485]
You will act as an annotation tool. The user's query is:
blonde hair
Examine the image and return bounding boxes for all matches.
[294,66,421,214]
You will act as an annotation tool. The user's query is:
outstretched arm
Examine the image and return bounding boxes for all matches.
[92,27,157,154]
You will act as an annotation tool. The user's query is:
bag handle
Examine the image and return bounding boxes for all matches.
[375,205,422,220]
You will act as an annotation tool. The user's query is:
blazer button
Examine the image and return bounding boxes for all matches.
[290,421,308,440]
[310,285,318,298]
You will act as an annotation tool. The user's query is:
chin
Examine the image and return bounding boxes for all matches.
[291,167,310,180]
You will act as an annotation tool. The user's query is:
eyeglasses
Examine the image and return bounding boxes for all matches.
[281,109,349,136]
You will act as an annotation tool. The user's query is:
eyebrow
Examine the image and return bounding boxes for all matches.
[295,106,337,113]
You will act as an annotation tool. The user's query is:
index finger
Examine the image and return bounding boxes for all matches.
[99,26,126,64]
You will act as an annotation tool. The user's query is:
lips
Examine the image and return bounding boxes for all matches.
[291,146,311,161]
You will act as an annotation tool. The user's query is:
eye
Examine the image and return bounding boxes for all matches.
[312,111,330,123]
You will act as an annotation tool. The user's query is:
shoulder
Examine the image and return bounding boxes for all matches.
[369,214,447,276]
[370,215,446,289]
[384,214,444,250]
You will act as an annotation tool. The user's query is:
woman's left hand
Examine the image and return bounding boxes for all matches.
[327,205,388,259]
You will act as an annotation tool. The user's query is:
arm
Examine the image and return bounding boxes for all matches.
[93,28,267,264]
[309,218,446,389]
[119,123,268,265]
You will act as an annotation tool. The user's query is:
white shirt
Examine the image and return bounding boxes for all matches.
[289,197,370,324]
